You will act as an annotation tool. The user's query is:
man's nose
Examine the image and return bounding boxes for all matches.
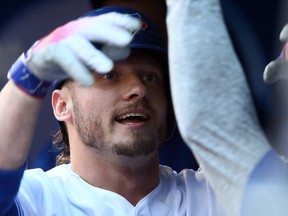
[122,75,148,101]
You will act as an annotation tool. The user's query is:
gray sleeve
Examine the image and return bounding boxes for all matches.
[165,0,271,215]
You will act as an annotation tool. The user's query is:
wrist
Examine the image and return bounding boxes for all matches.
[7,54,51,98]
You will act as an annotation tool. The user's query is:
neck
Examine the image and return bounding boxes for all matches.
[70,147,160,206]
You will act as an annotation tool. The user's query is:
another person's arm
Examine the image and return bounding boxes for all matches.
[166,0,274,215]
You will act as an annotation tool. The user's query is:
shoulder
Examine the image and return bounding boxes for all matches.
[22,164,72,182]
[17,164,75,214]
[157,165,226,215]
[19,164,75,199]
[159,165,205,184]
[158,165,208,196]
[46,163,72,178]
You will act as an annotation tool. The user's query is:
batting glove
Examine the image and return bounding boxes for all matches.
[263,24,288,83]
[7,12,140,97]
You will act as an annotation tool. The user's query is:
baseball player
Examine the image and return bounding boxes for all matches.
[0,0,287,215]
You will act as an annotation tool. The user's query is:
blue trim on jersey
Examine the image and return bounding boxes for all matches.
[0,163,26,216]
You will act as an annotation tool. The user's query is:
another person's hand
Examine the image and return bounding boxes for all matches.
[7,12,140,97]
[263,24,288,83]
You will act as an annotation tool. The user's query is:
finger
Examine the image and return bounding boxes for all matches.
[92,12,141,32]
[101,45,131,61]
[50,44,95,86]
[63,35,114,73]
[263,61,282,83]
[77,13,140,46]
[263,60,288,83]
[78,22,136,47]
[280,24,288,41]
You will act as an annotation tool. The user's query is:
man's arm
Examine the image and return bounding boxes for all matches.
[0,80,42,170]
[0,80,42,215]
[166,0,271,215]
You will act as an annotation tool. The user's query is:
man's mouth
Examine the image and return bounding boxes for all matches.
[115,113,149,124]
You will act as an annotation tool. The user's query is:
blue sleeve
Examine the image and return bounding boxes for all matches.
[0,163,26,216]
[241,150,288,216]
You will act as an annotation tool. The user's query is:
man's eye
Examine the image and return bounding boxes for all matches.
[102,72,116,80]
[144,73,156,82]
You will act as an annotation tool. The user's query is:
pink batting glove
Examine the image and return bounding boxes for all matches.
[24,12,140,86]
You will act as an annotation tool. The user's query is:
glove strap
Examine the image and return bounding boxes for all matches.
[7,54,51,98]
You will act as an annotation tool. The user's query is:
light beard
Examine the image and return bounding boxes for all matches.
[72,97,160,158]
[112,130,159,157]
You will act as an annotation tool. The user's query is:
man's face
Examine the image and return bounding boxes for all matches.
[68,51,168,158]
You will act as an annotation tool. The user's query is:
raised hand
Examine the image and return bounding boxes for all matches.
[7,12,140,97]
[263,24,288,84]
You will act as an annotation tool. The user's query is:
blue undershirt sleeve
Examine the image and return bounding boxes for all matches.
[0,163,26,216]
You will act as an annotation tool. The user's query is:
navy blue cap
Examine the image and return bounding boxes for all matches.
[53,6,167,89]
[82,6,167,53]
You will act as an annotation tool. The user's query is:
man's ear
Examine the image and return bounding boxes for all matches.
[51,89,72,122]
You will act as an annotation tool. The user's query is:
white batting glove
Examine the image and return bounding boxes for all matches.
[263,24,288,83]
[7,12,140,97]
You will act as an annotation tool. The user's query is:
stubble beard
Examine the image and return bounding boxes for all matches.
[72,98,160,158]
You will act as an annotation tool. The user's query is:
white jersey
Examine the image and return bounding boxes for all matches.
[16,164,226,216]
